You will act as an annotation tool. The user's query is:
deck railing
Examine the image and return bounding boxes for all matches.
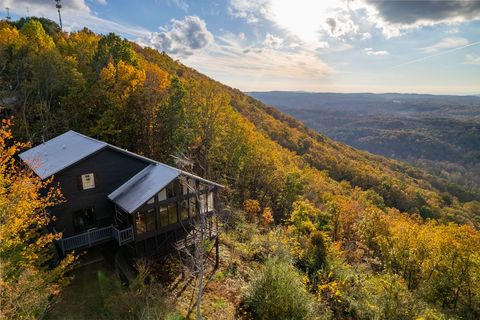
[112,226,134,246]
[59,225,134,254]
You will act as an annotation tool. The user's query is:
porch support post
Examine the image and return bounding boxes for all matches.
[215,235,219,269]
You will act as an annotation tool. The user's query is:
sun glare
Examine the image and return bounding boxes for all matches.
[269,0,344,42]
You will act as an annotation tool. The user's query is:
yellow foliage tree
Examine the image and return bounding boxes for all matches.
[0,119,75,320]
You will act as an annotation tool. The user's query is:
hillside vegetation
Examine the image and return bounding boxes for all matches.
[250,91,480,191]
[1,18,480,319]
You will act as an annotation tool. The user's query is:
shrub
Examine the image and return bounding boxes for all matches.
[244,257,314,320]
[105,260,174,320]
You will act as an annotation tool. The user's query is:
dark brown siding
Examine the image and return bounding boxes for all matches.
[51,148,150,237]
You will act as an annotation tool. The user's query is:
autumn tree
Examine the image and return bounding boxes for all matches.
[0,119,75,320]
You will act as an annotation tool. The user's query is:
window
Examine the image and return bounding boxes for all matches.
[208,191,215,211]
[181,180,189,195]
[188,178,196,192]
[146,197,155,205]
[180,200,189,220]
[199,193,207,214]
[158,182,176,202]
[189,197,197,218]
[157,189,166,202]
[159,205,168,227]
[168,202,178,224]
[135,208,156,236]
[166,182,176,198]
[159,202,178,227]
[73,207,95,233]
[80,173,95,190]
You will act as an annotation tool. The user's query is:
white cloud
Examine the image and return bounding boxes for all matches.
[228,0,270,23]
[0,0,151,38]
[1,0,90,14]
[94,0,107,5]
[419,37,469,54]
[465,54,480,65]
[264,33,284,48]
[141,16,213,57]
[182,31,334,91]
[364,48,389,56]
[316,41,330,49]
[324,15,359,39]
[168,0,189,12]
[228,0,480,41]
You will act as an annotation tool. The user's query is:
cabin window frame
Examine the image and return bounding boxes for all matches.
[78,173,96,190]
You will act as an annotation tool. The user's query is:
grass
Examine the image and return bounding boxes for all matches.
[46,260,122,320]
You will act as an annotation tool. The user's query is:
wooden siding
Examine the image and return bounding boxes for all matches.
[50,148,150,237]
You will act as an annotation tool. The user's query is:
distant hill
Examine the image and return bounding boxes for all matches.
[249,91,480,189]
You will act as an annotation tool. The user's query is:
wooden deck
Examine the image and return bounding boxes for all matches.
[59,225,134,254]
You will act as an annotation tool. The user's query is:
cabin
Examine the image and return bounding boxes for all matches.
[19,131,222,258]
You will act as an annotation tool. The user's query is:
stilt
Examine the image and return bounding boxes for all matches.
[214,235,219,269]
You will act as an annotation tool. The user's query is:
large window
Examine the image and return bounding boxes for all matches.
[180,200,189,220]
[135,208,156,236]
[166,182,176,198]
[159,205,168,226]
[181,180,189,195]
[159,202,178,227]
[157,182,177,202]
[157,189,166,202]
[189,197,197,218]
[168,202,178,224]
[208,191,215,211]
[199,193,207,214]
[73,207,95,233]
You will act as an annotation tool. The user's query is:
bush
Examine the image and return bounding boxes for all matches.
[244,257,315,320]
[105,260,174,320]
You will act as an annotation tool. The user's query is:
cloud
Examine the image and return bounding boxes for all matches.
[1,0,90,14]
[264,33,284,48]
[324,15,359,39]
[419,37,469,54]
[94,0,107,5]
[168,0,189,12]
[362,0,480,37]
[228,0,269,23]
[228,0,480,41]
[0,0,151,37]
[364,0,480,25]
[465,54,480,65]
[182,31,334,91]
[316,41,330,49]
[364,48,389,56]
[142,16,213,57]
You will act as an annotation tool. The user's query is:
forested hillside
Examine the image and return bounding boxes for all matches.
[250,91,480,190]
[1,18,480,319]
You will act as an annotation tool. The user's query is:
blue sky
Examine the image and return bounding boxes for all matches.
[3,0,480,94]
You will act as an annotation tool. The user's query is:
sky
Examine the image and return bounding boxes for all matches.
[2,0,480,94]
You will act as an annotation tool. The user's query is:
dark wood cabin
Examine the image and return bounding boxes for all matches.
[19,131,222,257]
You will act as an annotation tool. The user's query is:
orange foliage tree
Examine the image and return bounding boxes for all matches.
[0,119,75,320]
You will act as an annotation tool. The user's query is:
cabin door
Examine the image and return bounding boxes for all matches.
[73,207,96,234]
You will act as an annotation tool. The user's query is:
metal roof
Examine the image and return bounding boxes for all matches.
[107,163,180,213]
[18,131,107,179]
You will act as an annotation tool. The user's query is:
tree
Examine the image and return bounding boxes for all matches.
[0,119,75,319]
[245,257,315,320]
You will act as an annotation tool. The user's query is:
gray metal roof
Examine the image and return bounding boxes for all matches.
[18,131,107,179]
[108,163,180,213]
